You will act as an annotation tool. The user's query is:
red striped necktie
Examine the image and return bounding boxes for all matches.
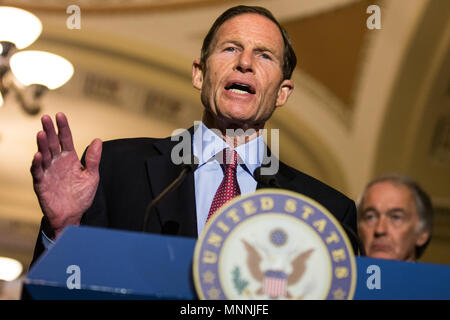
[206,148,241,222]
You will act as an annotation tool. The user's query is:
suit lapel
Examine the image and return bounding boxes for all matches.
[255,167,295,190]
[143,127,295,237]
[145,128,197,238]
[256,147,295,190]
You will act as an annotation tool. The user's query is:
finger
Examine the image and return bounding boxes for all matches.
[30,152,44,184]
[41,114,61,157]
[55,112,75,152]
[85,138,102,175]
[37,131,52,170]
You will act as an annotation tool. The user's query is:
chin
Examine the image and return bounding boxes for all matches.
[219,103,257,119]
[224,109,254,121]
[369,251,398,260]
[220,113,255,127]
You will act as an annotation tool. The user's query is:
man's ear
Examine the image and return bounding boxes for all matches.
[275,79,294,107]
[416,230,431,247]
[192,59,203,90]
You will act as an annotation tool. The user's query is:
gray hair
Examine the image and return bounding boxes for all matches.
[357,174,433,258]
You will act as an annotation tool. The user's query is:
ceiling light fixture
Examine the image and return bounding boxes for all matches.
[0,6,42,50]
[0,6,73,115]
[10,51,74,90]
[0,256,23,281]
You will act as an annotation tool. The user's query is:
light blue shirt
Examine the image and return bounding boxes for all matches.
[193,122,264,236]
[42,122,264,248]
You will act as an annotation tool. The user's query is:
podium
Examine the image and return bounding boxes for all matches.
[25,226,197,299]
[24,226,450,300]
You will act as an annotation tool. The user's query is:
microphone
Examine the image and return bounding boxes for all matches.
[143,155,199,233]
[253,166,281,188]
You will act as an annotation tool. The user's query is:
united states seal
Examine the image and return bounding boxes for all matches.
[193,189,357,300]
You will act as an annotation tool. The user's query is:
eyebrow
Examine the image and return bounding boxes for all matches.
[386,208,410,216]
[359,207,378,218]
[219,40,277,56]
[215,40,241,50]
[254,45,276,55]
[359,207,409,216]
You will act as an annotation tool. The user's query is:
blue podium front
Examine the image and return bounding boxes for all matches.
[354,256,450,299]
[25,226,197,299]
[24,226,450,300]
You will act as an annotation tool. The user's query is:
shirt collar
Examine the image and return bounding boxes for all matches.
[193,121,264,174]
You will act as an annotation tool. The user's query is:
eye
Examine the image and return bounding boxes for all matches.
[364,212,375,220]
[261,53,272,60]
[360,211,378,225]
[388,210,406,220]
[390,214,404,222]
[224,47,236,52]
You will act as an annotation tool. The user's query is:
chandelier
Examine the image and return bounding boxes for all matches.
[0,6,73,115]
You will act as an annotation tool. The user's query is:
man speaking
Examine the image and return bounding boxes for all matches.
[29,5,358,263]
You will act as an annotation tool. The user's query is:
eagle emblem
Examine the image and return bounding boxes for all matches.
[242,234,314,299]
[193,190,357,300]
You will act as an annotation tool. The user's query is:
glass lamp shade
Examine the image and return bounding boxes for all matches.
[0,257,23,281]
[0,6,42,49]
[10,50,74,90]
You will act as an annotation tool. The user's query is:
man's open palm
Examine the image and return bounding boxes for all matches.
[30,113,102,239]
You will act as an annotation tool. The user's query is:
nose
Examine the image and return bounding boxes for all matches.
[374,215,388,237]
[236,50,253,73]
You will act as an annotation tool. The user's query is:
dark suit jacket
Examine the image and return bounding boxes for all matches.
[30,128,357,265]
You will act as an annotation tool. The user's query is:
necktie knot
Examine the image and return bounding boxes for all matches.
[222,148,238,170]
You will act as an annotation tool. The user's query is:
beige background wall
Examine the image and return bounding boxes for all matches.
[0,0,448,297]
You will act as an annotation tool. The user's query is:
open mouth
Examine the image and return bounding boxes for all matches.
[225,82,255,95]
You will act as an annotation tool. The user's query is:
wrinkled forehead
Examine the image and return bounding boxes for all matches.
[211,13,285,54]
[364,181,417,210]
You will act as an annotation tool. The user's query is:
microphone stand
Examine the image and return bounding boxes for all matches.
[253,166,281,188]
[143,160,198,233]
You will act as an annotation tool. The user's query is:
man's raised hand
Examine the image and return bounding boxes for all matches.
[30,112,102,239]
